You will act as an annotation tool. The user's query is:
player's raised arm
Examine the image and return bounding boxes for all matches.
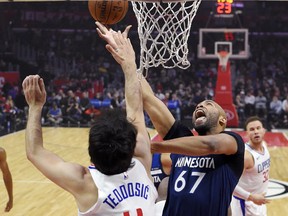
[140,78,176,138]
[96,22,151,174]
[96,21,175,139]
[23,75,87,193]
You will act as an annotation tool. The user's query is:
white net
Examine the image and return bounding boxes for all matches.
[217,51,231,71]
[131,0,202,72]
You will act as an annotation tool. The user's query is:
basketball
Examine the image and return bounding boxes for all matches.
[88,0,129,25]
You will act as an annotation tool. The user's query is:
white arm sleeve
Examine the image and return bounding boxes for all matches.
[233,185,251,200]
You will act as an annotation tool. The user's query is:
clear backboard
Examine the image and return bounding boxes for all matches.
[198,28,249,59]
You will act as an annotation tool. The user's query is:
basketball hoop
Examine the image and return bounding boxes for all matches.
[217,50,230,71]
[131,0,202,73]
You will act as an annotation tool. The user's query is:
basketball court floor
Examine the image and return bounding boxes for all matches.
[0,127,287,215]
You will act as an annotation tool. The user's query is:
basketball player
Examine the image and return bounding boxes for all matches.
[151,153,170,215]
[95,20,168,206]
[136,42,244,216]
[95,22,171,215]
[0,147,13,212]
[22,28,157,215]
[148,99,245,216]
[151,153,170,201]
[230,116,270,216]
[96,22,245,216]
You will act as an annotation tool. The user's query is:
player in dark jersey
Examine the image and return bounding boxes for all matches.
[140,77,245,216]
[151,134,192,203]
[151,153,171,201]
[151,153,171,216]
[151,153,169,190]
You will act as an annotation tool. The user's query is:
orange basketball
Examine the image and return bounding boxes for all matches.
[88,0,129,25]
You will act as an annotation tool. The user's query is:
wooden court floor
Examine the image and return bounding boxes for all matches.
[0,127,287,216]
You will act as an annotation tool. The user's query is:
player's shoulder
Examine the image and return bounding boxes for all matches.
[220,131,245,156]
[221,131,244,143]
[164,120,193,140]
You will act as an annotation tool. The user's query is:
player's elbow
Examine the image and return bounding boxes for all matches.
[204,134,234,154]
[208,143,218,154]
[203,139,219,154]
[26,151,34,162]
[26,149,37,163]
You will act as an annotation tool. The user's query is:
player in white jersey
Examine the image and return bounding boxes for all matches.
[23,23,157,216]
[231,116,271,216]
[79,158,157,216]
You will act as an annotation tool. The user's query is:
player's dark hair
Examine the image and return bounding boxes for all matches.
[244,116,262,130]
[88,109,137,175]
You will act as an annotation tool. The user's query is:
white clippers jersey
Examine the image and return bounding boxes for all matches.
[231,142,270,216]
[78,158,158,216]
[238,143,270,194]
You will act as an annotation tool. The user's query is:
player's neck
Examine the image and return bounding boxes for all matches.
[248,142,264,153]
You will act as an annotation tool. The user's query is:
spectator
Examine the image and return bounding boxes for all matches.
[46,102,63,126]
[254,90,267,118]
[66,100,82,125]
[155,89,165,101]
[79,91,92,113]
[235,90,246,126]
[0,105,5,131]
[282,94,288,118]
[268,95,282,129]
[56,89,68,116]
[3,95,18,130]
[244,89,255,117]
[110,91,122,109]
[168,93,182,121]
[67,90,76,107]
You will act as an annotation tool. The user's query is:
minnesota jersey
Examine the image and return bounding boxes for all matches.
[78,158,158,216]
[231,142,270,216]
[151,153,169,189]
[162,121,245,216]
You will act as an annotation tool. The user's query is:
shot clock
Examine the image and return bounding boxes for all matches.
[216,0,233,15]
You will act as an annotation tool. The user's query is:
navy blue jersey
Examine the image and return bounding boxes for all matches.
[151,153,169,189]
[162,121,244,216]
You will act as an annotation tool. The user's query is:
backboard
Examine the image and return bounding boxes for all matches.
[198,28,249,59]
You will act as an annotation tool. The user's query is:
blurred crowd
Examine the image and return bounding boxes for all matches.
[1,1,288,133]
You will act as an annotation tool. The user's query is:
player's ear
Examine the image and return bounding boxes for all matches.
[219,116,227,128]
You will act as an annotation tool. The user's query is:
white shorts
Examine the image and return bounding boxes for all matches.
[230,196,267,216]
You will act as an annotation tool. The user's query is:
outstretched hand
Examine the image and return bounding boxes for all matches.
[95,21,132,51]
[96,22,135,68]
[22,75,47,108]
